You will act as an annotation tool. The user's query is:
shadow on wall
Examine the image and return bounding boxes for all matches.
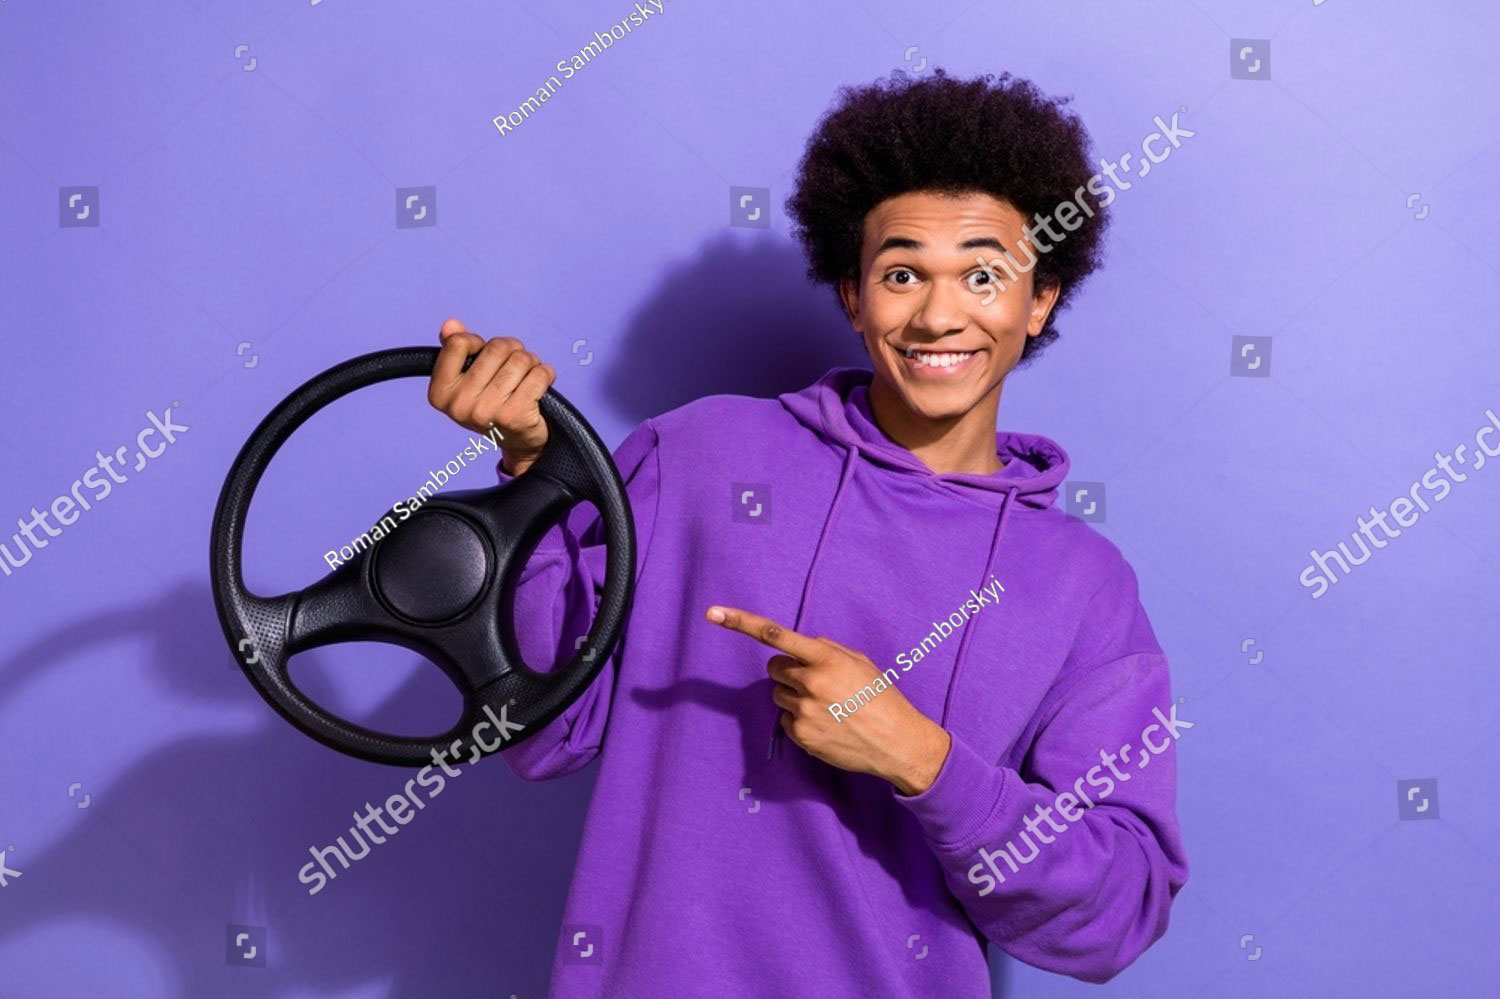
[599,232,869,423]
[0,235,872,999]
[0,581,590,999]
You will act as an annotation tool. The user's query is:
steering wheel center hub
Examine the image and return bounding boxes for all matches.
[371,509,490,622]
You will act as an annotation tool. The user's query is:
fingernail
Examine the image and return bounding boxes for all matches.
[707,607,725,623]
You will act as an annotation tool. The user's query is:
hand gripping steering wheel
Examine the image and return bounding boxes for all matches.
[210,347,635,767]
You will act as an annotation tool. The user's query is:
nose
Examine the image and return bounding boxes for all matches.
[908,276,968,337]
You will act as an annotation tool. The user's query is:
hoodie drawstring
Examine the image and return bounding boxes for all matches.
[938,484,1018,728]
[770,444,860,760]
[771,450,1017,757]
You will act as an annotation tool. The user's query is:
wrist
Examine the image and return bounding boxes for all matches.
[500,449,540,476]
[890,722,951,797]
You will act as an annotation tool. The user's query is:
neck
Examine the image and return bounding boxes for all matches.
[867,375,1004,476]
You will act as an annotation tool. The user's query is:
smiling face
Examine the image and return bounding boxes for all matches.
[839,190,1061,431]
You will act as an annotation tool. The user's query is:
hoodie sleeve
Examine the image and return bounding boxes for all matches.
[894,558,1189,984]
[494,417,662,781]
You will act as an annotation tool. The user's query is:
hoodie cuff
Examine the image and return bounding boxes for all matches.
[894,731,1012,853]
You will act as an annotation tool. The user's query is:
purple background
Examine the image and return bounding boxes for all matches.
[3,0,1499,996]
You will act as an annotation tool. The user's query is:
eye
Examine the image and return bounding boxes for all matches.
[885,268,917,286]
[965,269,994,293]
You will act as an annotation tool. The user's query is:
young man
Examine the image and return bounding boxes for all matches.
[428,70,1187,997]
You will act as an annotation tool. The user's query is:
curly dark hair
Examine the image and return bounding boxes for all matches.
[785,69,1109,364]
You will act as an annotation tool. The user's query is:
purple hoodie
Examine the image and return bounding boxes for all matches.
[497,366,1188,997]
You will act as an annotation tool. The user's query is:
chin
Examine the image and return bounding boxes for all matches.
[879,365,991,420]
[904,388,984,421]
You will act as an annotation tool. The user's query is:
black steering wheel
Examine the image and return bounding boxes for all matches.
[210,347,635,767]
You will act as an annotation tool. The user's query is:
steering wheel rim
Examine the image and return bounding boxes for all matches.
[210,346,635,767]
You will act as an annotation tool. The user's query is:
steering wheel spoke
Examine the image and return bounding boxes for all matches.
[525,425,605,503]
[286,561,393,655]
[464,468,578,571]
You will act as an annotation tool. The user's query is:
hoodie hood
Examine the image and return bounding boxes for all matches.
[777,366,1069,509]
[772,366,1072,742]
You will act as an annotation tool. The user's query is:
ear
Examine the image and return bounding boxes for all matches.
[1026,278,1062,337]
[838,274,862,330]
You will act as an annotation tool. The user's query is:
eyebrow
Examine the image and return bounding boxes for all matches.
[872,235,1008,256]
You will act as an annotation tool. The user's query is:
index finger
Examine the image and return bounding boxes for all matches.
[706,605,824,663]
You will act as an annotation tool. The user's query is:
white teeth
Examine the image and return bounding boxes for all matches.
[905,349,974,368]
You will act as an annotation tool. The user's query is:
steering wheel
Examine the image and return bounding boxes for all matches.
[210,347,635,767]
